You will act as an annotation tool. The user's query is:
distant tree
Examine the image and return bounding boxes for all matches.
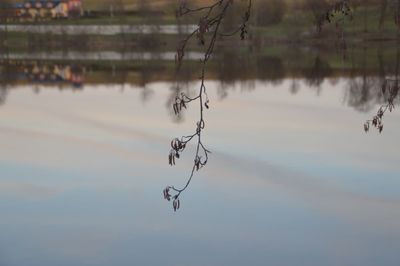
[220,1,248,33]
[378,0,400,30]
[0,0,13,46]
[362,0,371,32]
[255,0,287,26]
[115,0,126,14]
[304,0,330,31]
[379,0,388,29]
[103,0,116,17]
[137,0,151,15]
[395,0,400,29]
[303,0,352,33]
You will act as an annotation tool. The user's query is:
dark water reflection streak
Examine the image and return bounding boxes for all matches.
[1,46,400,116]
[0,45,400,266]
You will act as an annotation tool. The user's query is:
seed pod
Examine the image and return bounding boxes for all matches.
[163,187,171,201]
[378,108,384,118]
[372,117,378,127]
[364,122,369,133]
[197,17,209,45]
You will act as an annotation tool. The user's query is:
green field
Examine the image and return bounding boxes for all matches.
[2,1,399,46]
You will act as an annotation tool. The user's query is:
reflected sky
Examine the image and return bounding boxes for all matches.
[0,80,400,266]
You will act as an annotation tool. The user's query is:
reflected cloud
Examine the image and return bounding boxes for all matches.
[208,151,400,233]
[0,180,58,200]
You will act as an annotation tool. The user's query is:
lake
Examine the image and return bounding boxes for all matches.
[0,46,399,266]
[0,24,198,35]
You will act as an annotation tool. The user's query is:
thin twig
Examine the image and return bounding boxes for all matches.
[364,78,399,133]
[164,0,252,212]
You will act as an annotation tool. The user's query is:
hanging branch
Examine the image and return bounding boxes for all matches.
[163,0,252,212]
[364,78,399,133]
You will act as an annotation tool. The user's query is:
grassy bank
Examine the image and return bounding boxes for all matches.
[2,3,399,45]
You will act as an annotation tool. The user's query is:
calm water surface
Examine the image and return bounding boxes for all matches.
[0,24,197,35]
[0,65,400,265]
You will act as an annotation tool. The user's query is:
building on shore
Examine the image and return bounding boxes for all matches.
[2,0,83,21]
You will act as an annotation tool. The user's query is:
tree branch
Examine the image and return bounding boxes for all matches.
[164,0,252,212]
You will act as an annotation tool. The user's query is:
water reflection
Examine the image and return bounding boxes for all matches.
[304,55,332,90]
[0,79,399,266]
[363,46,400,133]
[0,24,198,35]
[1,44,400,265]
[364,78,399,133]
[4,60,84,87]
[1,46,400,116]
